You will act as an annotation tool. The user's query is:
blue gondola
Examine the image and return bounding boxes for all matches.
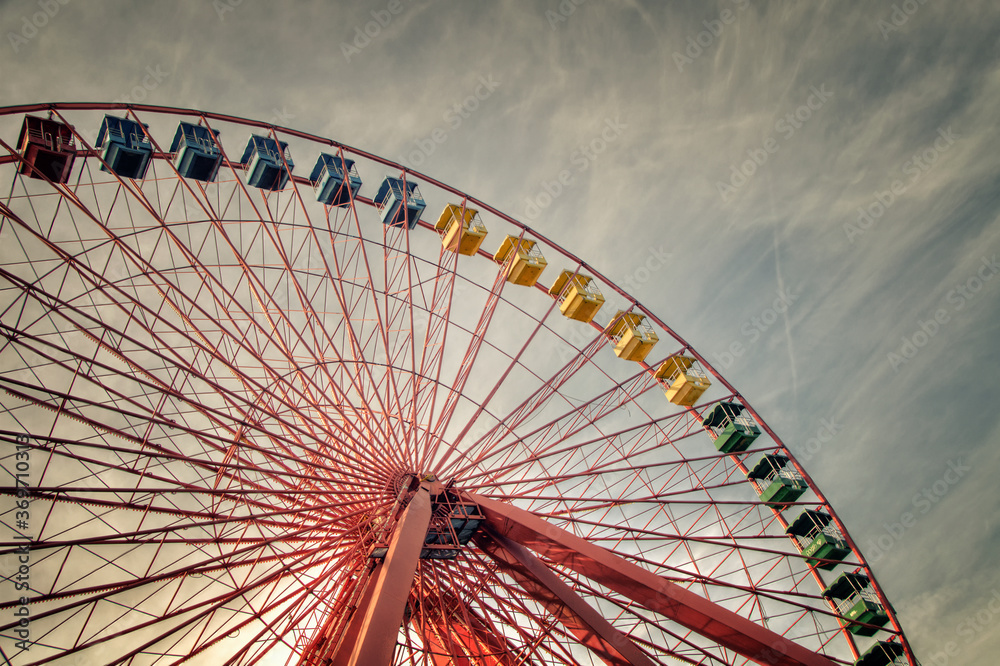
[374,176,425,229]
[169,122,222,182]
[239,134,293,190]
[96,115,153,179]
[310,153,362,206]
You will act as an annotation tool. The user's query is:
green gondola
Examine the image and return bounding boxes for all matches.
[701,401,760,453]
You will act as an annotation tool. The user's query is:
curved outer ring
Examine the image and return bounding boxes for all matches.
[0,101,915,665]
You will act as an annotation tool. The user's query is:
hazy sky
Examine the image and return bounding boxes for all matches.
[3,0,999,663]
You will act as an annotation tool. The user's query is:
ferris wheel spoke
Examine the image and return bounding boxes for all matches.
[398,224,472,466]
[1,456,379,567]
[474,528,657,666]
[102,188,398,469]
[415,596,517,665]
[450,349,671,485]
[403,241,466,466]
[0,350,383,496]
[467,498,800,591]
[291,213,410,464]
[73,545,334,666]
[445,560,562,664]
[301,202,416,468]
[423,243,520,473]
[458,400,752,600]
[0,105,914,665]
[454,378,772,616]
[467,492,843,666]
[173,552,342,666]
[4,546,313,661]
[511,492,788,570]
[0,258,398,491]
[438,327,609,482]
[0,224,394,488]
[221,580,336,666]
[435,562,525,665]
[0,493,375,561]
[0,509,350,606]
[410,246,460,473]
[381,225,416,395]
[413,564,469,662]
[209,169,405,460]
[538,527,840,620]
[424,272,567,477]
[534,566,726,666]
[5,523,358,662]
[458,406,704,492]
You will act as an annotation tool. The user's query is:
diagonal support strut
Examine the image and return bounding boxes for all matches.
[476,526,656,666]
[463,491,838,666]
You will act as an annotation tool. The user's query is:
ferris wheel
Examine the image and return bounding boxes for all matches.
[0,103,916,666]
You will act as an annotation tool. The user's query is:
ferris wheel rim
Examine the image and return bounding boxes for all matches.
[0,101,915,665]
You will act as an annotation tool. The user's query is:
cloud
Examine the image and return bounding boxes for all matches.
[1,0,999,662]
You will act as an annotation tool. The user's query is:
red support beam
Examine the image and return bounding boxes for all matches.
[476,527,656,666]
[343,485,433,666]
[299,566,380,666]
[415,614,474,666]
[464,492,838,666]
[412,586,520,666]
[425,634,467,666]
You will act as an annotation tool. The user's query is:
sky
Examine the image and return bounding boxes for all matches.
[2,0,999,664]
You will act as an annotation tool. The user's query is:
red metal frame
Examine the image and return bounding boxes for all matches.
[338,484,432,666]
[476,527,656,666]
[0,103,915,666]
[410,586,520,666]
[468,492,837,666]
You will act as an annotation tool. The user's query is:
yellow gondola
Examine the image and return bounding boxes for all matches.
[603,311,658,362]
[493,235,547,286]
[436,204,487,256]
[548,270,605,322]
[654,355,711,406]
